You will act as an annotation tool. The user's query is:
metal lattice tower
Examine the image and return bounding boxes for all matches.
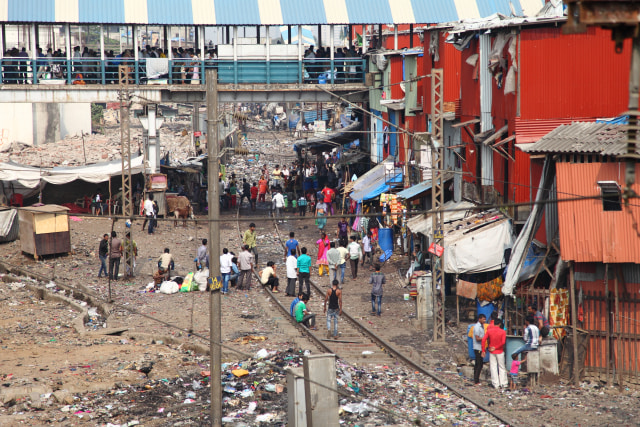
[119,65,134,279]
[431,68,446,342]
[119,65,133,218]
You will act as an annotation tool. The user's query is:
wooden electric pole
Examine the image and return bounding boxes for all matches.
[206,69,222,426]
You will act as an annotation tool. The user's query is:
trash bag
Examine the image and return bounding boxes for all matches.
[159,281,180,294]
[194,269,209,291]
[181,272,197,292]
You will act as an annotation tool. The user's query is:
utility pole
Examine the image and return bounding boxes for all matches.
[206,69,222,426]
[119,65,133,294]
[431,68,446,342]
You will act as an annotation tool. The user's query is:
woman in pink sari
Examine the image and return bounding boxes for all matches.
[316,232,330,276]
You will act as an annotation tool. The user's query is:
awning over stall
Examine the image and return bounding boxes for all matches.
[48,157,145,185]
[355,173,403,201]
[0,157,145,193]
[397,172,455,200]
[345,156,395,195]
[397,180,433,200]
[443,218,514,274]
[406,200,476,236]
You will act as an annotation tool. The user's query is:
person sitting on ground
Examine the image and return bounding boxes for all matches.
[153,267,168,285]
[260,261,280,292]
[157,248,175,274]
[290,291,304,317]
[294,294,317,330]
[230,256,240,286]
[511,315,540,360]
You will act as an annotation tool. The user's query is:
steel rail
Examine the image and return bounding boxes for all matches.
[258,210,518,427]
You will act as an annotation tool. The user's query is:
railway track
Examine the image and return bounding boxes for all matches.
[234,205,516,426]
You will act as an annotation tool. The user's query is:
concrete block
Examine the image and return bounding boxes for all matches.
[304,353,339,427]
[287,368,306,427]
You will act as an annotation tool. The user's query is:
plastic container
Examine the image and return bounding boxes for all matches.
[318,74,327,84]
[378,228,393,254]
[476,300,495,321]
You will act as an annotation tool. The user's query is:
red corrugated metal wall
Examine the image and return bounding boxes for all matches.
[422,33,462,116]
[389,56,405,100]
[579,278,640,375]
[460,114,478,184]
[557,162,640,263]
[460,38,480,118]
[382,25,423,50]
[519,27,631,120]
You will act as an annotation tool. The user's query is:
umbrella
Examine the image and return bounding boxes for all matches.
[279,26,316,46]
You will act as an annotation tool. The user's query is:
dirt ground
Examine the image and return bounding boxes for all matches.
[1,125,640,426]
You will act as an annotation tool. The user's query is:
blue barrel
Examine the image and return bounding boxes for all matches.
[318,74,327,84]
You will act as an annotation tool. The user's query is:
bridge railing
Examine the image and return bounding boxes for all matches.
[0,57,366,86]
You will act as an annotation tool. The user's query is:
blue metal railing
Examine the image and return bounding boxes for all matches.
[0,57,366,86]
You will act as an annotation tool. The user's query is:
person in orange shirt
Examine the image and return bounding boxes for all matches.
[258,176,269,204]
[482,318,508,389]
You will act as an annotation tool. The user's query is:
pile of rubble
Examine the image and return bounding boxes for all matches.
[0,103,197,167]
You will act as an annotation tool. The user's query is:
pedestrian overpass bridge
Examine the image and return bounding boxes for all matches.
[0,57,369,103]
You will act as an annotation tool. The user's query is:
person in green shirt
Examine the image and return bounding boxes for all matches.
[294,294,317,329]
[243,223,258,266]
[229,181,237,208]
[296,247,312,295]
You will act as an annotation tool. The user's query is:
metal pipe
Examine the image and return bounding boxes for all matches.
[394,25,398,50]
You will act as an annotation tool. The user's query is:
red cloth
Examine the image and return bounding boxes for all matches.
[482,325,506,354]
[250,186,259,199]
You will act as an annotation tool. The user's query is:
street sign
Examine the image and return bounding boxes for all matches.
[428,242,444,257]
[194,131,202,137]
[434,229,443,239]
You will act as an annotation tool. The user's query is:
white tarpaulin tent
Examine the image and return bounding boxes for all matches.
[47,156,145,184]
[0,157,145,192]
[443,218,514,274]
[406,200,476,237]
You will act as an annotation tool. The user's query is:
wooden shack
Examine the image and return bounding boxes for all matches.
[19,205,71,259]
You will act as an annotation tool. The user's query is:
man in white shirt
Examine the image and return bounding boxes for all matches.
[285,255,298,296]
[473,314,487,385]
[272,190,285,221]
[337,242,349,285]
[361,231,373,266]
[220,247,233,294]
[142,194,155,234]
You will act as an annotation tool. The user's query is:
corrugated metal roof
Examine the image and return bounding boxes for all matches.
[520,122,640,156]
[556,162,640,263]
[411,0,458,25]
[396,179,433,199]
[0,0,545,25]
[515,118,595,144]
[79,0,125,23]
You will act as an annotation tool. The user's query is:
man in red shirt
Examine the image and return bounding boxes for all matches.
[250,182,259,211]
[482,318,508,389]
[321,185,335,216]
